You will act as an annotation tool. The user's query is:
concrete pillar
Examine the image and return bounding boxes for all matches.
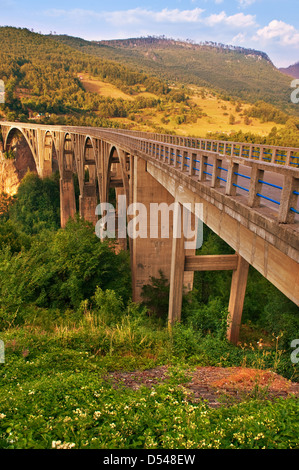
[227,254,249,345]
[168,201,185,324]
[60,176,76,228]
[115,186,127,251]
[131,156,174,302]
[79,194,98,225]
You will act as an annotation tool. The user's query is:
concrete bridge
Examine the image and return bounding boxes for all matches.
[1,121,298,344]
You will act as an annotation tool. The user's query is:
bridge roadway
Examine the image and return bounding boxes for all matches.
[0,121,298,343]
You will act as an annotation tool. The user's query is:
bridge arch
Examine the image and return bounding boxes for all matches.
[105,145,130,250]
[62,132,76,175]
[43,130,59,176]
[77,136,99,226]
[59,132,77,227]
[83,136,97,186]
[106,145,129,202]
[4,126,38,178]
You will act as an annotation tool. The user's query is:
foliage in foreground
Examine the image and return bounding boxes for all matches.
[0,308,298,450]
[0,371,298,449]
[0,173,298,450]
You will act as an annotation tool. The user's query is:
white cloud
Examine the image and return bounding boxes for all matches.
[45,7,205,25]
[237,0,256,7]
[206,11,256,28]
[254,20,299,47]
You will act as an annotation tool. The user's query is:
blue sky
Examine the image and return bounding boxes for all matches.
[0,0,298,67]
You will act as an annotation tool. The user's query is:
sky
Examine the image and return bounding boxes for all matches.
[0,0,298,67]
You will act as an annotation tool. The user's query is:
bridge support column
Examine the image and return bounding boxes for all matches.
[79,186,98,226]
[131,156,174,302]
[227,254,249,345]
[60,176,76,228]
[115,187,127,251]
[168,201,185,324]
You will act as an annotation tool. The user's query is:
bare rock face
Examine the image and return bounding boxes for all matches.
[0,132,37,196]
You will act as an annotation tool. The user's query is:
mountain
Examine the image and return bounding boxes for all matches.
[279,62,299,79]
[0,27,298,146]
[49,35,297,114]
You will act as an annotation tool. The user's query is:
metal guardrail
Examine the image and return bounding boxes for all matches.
[112,128,299,168]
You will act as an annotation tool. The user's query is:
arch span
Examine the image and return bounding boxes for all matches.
[104,145,130,250]
[78,136,99,225]
[59,133,77,228]
[4,127,38,180]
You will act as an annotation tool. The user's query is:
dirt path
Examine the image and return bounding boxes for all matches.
[106,366,299,408]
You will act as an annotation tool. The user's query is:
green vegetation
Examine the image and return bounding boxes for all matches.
[51,35,298,115]
[0,27,168,127]
[0,176,298,449]
[1,27,299,148]
[206,118,299,148]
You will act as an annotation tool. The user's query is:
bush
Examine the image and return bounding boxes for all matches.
[8,172,61,234]
[141,270,170,320]
[0,218,131,320]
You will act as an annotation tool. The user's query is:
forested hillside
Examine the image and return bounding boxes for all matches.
[0,27,298,147]
[0,27,168,127]
[50,34,298,115]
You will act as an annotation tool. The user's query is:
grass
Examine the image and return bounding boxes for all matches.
[139,87,285,137]
[0,305,298,450]
[77,73,159,101]
[105,83,286,137]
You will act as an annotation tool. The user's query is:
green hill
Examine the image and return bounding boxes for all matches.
[0,27,298,146]
[49,35,298,115]
[0,27,168,127]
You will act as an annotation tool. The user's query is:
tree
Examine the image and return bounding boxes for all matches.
[229,114,236,125]
[141,270,170,319]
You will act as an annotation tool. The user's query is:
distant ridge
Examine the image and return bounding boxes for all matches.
[95,36,273,64]
[279,62,299,79]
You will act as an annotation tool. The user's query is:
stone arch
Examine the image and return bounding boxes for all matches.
[105,145,130,250]
[62,132,76,176]
[59,133,77,228]
[44,131,59,175]
[106,145,129,203]
[78,136,99,225]
[4,127,38,180]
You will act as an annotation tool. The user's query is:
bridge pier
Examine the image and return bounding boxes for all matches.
[227,255,250,344]
[60,176,76,228]
[131,156,175,302]
[169,248,249,344]
[168,200,185,324]
[79,186,98,226]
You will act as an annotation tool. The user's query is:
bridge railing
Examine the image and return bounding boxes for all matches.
[116,129,299,168]
[84,128,299,224]
[136,136,299,225]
